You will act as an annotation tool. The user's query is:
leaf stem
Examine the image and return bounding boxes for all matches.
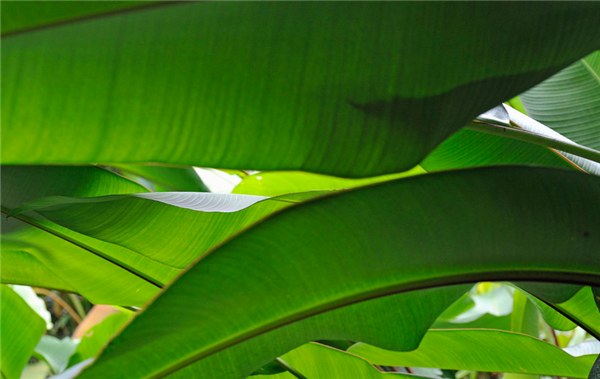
[274,357,308,379]
[68,293,87,319]
[465,121,600,165]
[34,287,82,324]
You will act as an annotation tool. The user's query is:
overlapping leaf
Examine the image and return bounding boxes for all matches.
[521,51,600,151]
[255,343,418,379]
[76,167,600,379]
[1,166,163,305]
[349,330,597,378]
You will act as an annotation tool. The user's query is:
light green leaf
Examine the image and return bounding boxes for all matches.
[516,288,576,331]
[552,287,600,340]
[255,343,418,379]
[20,362,51,379]
[1,285,46,379]
[521,51,600,151]
[78,167,600,379]
[9,192,323,270]
[1,166,163,306]
[433,313,512,331]
[510,290,539,337]
[232,167,425,197]
[3,3,600,175]
[10,285,53,330]
[349,329,597,378]
[68,312,133,368]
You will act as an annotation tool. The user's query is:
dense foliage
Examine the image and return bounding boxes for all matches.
[2,2,600,379]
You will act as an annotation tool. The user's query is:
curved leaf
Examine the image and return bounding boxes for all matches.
[521,51,600,151]
[1,1,154,35]
[0,285,46,379]
[349,329,597,378]
[10,192,322,269]
[504,105,600,175]
[232,167,425,197]
[255,343,419,379]
[3,3,600,176]
[551,287,600,339]
[68,312,133,368]
[78,166,600,379]
[109,164,209,192]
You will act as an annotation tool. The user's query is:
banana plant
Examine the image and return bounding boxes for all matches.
[1,2,600,379]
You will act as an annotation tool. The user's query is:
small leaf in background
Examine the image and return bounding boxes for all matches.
[349,330,596,378]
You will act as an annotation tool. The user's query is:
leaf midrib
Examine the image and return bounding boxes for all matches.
[1,2,187,38]
[145,271,600,379]
[1,209,164,289]
[581,58,600,87]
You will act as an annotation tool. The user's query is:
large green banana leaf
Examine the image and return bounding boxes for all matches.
[348,329,597,378]
[77,166,600,379]
[3,3,600,176]
[0,285,46,379]
[0,166,165,305]
[255,343,416,379]
[1,1,153,35]
[521,51,600,151]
